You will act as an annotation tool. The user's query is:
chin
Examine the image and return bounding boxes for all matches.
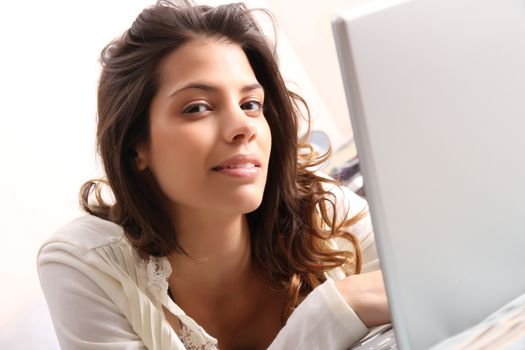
[228,192,265,214]
[221,183,266,212]
[240,196,265,214]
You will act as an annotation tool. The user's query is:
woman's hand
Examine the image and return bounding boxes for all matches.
[334,270,391,327]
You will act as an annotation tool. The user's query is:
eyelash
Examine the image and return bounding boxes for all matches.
[182,103,211,114]
[240,100,263,113]
[181,100,264,116]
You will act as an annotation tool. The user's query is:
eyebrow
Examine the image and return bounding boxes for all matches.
[168,82,263,98]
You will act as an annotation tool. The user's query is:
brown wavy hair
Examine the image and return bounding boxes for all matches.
[80,0,365,322]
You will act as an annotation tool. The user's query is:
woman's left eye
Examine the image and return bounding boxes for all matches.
[241,100,263,113]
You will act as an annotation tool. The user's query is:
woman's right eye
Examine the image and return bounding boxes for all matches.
[182,103,211,114]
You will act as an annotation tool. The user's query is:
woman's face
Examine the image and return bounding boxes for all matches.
[136,38,272,218]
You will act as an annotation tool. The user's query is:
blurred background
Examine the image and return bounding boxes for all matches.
[0,0,369,347]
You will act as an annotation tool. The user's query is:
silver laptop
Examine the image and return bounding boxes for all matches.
[332,0,525,348]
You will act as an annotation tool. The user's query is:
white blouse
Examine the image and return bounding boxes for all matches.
[37,185,380,349]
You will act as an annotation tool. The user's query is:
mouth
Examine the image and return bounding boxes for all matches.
[211,155,262,172]
[212,162,260,171]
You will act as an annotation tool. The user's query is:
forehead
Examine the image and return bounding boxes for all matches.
[155,38,259,93]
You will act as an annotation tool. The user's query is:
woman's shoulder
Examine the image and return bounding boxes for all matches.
[40,214,126,252]
[36,214,172,301]
[36,214,166,304]
[36,214,135,277]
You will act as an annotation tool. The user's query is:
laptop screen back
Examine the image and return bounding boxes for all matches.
[332,0,525,348]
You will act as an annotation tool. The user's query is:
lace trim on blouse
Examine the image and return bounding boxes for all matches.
[179,323,218,350]
[144,255,219,349]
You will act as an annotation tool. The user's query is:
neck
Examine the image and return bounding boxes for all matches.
[167,207,256,302]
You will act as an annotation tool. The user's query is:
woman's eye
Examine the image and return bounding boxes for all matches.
[182,103,211,114]
[241,100,263,113]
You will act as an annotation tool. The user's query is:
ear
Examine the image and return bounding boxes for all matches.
[134,144,149,171]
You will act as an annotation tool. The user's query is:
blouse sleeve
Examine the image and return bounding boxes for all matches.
[268,279,369,349]
[268,183,380,349]
[38,249,147,350]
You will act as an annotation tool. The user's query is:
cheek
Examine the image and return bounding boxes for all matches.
[260,117,272,154]
[147,128,208,197]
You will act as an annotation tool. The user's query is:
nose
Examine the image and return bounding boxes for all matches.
[222,105,257,144]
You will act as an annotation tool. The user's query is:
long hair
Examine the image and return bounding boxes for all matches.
[80,0,364,322]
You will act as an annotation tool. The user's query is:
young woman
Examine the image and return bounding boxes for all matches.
[37,1,389,349]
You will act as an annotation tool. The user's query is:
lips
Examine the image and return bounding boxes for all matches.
[212,162,258,171]
[211,154,261,172]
